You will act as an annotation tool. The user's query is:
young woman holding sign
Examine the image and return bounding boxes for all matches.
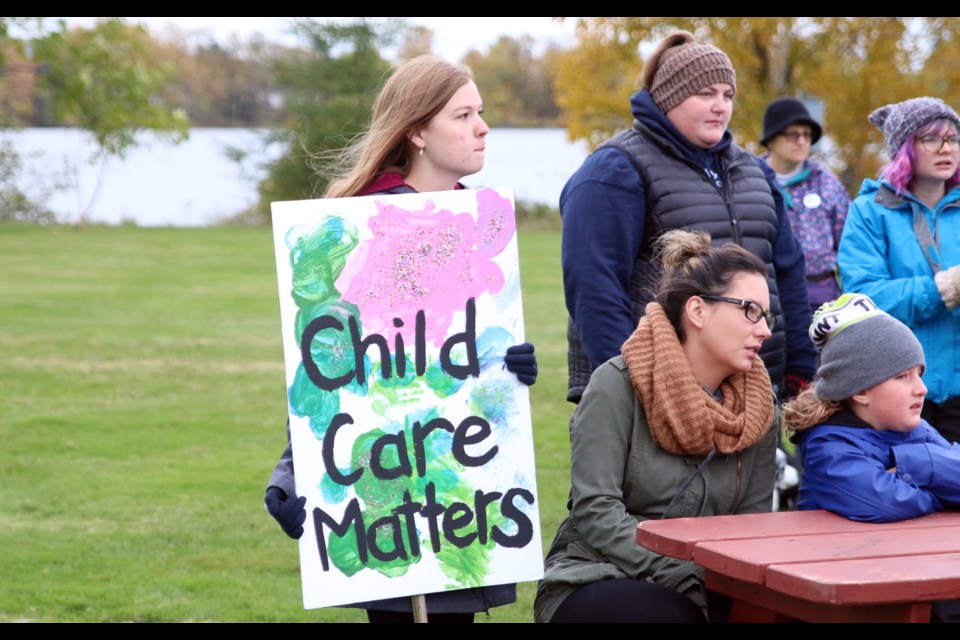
[264,54,537,624]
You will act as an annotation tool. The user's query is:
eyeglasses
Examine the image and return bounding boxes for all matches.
[700,294,776,329]
[918,134,960,153]
[780,130,813,143]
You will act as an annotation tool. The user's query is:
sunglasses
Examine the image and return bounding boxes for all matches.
[700,294,776,329]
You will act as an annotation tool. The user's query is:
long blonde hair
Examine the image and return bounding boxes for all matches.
[324,55,474,198]
[782,386,845,434]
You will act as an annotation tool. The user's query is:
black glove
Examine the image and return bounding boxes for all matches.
[264,485,307,539]
[504,342,538,386]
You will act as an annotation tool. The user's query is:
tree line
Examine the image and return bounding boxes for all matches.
[4,17,960,224]
[557,17,960,196]
[0,17,563,130]
[0,17,562,223]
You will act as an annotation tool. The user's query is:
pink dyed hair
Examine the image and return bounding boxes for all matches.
[880,118,960,194]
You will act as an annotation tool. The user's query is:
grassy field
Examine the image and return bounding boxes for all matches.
[0,222,573,622]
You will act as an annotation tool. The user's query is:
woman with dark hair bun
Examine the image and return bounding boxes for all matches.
[535,228,779,623]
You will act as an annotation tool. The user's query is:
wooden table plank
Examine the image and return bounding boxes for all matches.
[637,511,960,621]
[766,552,960,604]
[706,571,933,623]
[636,510,958,560]
[695,527,960,584]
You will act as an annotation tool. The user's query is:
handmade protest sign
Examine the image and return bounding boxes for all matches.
[271,187,543,610]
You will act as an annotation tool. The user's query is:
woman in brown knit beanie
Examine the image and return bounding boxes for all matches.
[535,229,778,623]
[643,30,738,143]
[559,29,815,413]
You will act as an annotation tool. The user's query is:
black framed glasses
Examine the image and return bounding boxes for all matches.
[700,294,776,329]
[918,134,960,153]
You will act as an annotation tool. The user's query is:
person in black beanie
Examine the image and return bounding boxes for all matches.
[759,98,851,313]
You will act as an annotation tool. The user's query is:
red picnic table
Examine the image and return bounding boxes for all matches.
[636,509,960,623]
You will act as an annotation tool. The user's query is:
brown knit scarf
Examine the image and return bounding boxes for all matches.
[621,302,774,456]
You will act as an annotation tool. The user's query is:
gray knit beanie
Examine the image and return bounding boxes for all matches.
[868,96,960,158]
[809,293,925,402]
[649,40,737,114]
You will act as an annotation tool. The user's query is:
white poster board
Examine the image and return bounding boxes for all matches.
[271,187,543,610]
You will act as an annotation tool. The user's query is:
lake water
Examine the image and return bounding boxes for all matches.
[4,127,589,227]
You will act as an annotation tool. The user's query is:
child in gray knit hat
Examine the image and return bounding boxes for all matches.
[782,292,960,621]
[782,291,960,516]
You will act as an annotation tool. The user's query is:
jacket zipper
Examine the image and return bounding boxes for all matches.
[720,157,743,245]
[684,154,744,245]
[730,452,744,513]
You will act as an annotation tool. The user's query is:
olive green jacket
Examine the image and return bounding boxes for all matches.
[534,356,777,622]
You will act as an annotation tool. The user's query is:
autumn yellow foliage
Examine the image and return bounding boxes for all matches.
[555,17,960,196]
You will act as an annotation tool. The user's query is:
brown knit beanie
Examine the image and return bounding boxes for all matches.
[648,33,737,114]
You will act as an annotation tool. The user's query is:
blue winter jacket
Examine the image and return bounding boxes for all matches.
[796,411,960,522]
[838,178,960,404]
[560,89,815,397]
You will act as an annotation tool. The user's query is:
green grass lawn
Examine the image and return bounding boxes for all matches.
[0,222,573,622]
